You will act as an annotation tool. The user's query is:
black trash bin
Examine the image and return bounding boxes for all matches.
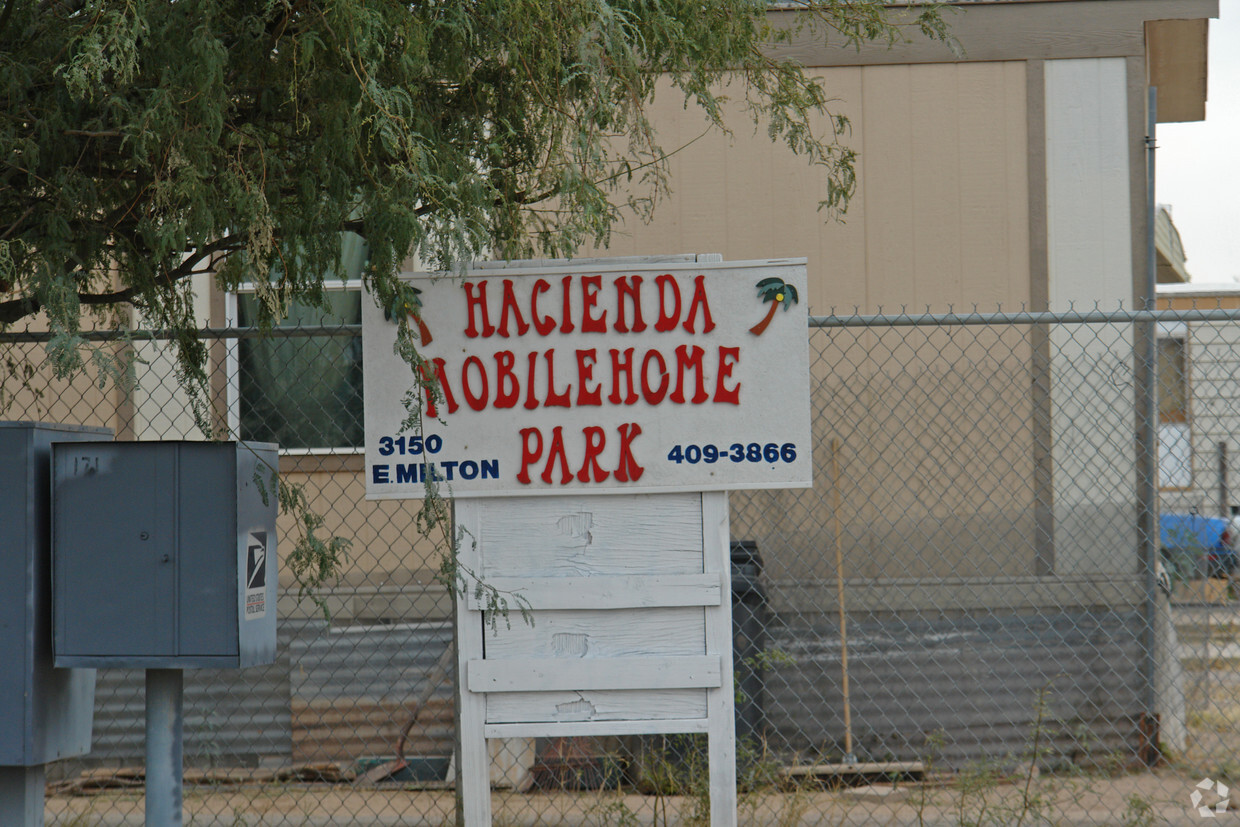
[627,540,772,790]
[731,540,769,747]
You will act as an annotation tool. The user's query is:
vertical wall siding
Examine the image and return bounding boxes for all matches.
[1044,58,1137,577]
[595,61,1030,315]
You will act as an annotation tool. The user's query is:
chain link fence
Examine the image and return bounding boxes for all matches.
[7,302,1240,825]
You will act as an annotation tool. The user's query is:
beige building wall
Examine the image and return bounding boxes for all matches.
[597,61,1031,315]
[131,272,214,441]
[593,61,1040,597]
[275,465,452,620]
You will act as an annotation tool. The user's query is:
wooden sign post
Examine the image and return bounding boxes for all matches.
[363,255,811,826]
[454,492,734,825]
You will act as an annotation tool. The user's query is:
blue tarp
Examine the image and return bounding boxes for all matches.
[1159,513,1228,551]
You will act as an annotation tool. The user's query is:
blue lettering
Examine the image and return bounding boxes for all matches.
[396,464,418,484]
[441,460,458,480]
[371,464,390,484]
[460,460,478,480]
[481,459,499,479]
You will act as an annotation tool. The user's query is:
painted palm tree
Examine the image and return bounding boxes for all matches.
[748,277,798,336]
[386,286,433,345]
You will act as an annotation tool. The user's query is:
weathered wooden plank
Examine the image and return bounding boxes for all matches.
[486,718,711,739]
[782,761,925,778]
[702,492,737,827]
[453,499,491,827]
[469,494,705,577]
[465,574,722,611]
[485,688,708,725]
[482,608,706,660]
[467,656,721,693]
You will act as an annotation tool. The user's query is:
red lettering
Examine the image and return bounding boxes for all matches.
[531,278,556,335]
[494,351,520,409]
[423,358,459,417]
[581,275,606,333]
[576,426,610,483]
[671,345,709,404]
[614,275,647,333]
[463,281,495,338]
[576,349,602,406]
[543,349,571,408]
[541,426,573,484]
[608,348,638,405]
[614,423,644,482]
[523,352,540,410]
[497,279,530,337]
[641,350,669,405]
[517,427,542,484]
[559,275,575,333]
[682,275,716,334]
[714,346,740,404]
[461,356,489,411]
[654,274,680,332]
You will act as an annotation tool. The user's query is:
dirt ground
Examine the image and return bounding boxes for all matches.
[42,767,1236,827]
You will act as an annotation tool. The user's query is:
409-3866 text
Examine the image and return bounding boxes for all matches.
[667,442,796,464]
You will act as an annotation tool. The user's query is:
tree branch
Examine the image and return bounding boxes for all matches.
[63,129,123,138]
[0,204,36,240]
[0,234,243,326]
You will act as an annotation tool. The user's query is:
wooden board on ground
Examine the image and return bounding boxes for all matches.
[1171,579,1230,605]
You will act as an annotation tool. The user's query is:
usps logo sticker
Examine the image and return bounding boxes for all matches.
[245,532,268,620]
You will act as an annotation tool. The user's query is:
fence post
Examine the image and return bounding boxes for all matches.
[1135,86,1161,767]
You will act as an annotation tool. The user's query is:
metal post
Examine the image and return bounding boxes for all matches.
[1219,442,1229,518]
[1135,86,1161,766]
[0,766,46,827]
[146,669,184,827]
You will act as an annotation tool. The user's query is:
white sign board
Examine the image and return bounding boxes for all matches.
[362,257,811,499]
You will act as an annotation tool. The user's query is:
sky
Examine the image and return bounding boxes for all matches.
[1155,0,1240,283]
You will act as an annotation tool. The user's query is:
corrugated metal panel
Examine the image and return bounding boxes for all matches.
[58,601,1144,775]
[764,608,1144,769]
[289,620,454,700]
[289,620,455,763]
[66,624,293,771]
[57,618,457,773]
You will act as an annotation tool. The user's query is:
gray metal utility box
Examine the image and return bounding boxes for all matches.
[0,421,110,766]
[51,441,278,669]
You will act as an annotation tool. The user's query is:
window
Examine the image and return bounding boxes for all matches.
[227,235,366,452]
[1157,322,1191,489]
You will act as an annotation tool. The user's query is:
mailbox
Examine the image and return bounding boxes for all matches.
[52,441,278,669]
[0,421,110,766]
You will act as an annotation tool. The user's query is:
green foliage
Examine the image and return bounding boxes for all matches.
[1,0,947,353]
[1120,793,1157,827]
[277,471,351,619]
[0,0,947,604]
[441,525,534,633]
